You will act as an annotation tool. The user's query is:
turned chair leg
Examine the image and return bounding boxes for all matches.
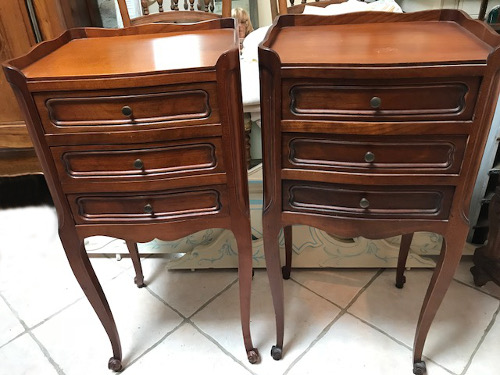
[282,226,293,279]
[125,241,145,288]
[396,233,414,289]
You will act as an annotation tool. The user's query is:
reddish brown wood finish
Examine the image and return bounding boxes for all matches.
[3,19,259,370]
[259,10,500,373]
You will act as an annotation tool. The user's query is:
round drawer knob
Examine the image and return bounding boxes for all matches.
[133,159,144,169]
[121,105,133,117]
[364,151,375,163]
[144,204,153,214]
[360,198,370,209]
[370,96,381,109]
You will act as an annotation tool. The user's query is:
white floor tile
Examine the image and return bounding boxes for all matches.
[0,207,129,328]
[192,270,341,374]
[0,334,59,375]
[123,323,252,375]
[0,297,25,347]
[134,257,238,317]
[466,310,500,375]
[288,314,451,375]
[291,269,379,308]
[32,272,183,375]
[349,269,498,374]
[454,257,500,300]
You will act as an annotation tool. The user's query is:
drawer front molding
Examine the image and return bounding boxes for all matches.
[284,77,480,121]
[69,187,226,224]
[53,139,223,183]
[283,135,467,174]
[283,181,454,220]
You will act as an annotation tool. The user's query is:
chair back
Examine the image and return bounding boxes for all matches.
[117,0,232,27]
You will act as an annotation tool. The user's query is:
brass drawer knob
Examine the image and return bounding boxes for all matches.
[364,151,375,163]
[370,96,381,109]
[133,159,144,169]
[121,105,133,117]
[360,198,370,209]
[144,204,153,214]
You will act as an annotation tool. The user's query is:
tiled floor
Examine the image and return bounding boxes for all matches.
[1,206,499,375]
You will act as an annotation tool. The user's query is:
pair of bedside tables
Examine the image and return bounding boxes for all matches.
[4,9,500,374]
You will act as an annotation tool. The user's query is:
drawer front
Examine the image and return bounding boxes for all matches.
[283,77,480,122]
[282,134,467,174]
[35,83,219,134]
[52,138,224,184]
[283,181,454,220]
[68,186,228,224]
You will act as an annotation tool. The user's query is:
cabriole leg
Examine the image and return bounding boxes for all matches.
[263,220,284,360]
[396,233,414,289]
[125,241,145,288]
[412,228,465,374]
[234,221,260,364]
[63,234,122,371]
[282,226,293,280]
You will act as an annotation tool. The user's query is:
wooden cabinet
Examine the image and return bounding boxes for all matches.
[3,20,259,369]
[259,10,500,374]
[0,0,101,177]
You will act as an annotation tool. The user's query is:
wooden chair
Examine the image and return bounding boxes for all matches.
[117,0,231,26]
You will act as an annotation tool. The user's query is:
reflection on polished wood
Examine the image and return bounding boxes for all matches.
[259,10,500,375]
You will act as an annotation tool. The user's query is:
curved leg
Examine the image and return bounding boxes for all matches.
[396,233,414,289]
[412,228,466,373]
[234,220,260,364]
[263,220,284,360]
[282,226,293,280]
[125,241,145,288]
[62,233,122,371]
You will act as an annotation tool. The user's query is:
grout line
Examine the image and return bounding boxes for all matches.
[282,309,347,375]
[28,331,67,375]
[344,268,385,311]
[453,277,500,301]
[189,321,257,375]
[144,287,186,319]
[0,331,26,351]
[282,269,385,375]
[347,313,457,375]
[121,319,186,371]
[29,297,84,331]
[0,292,66,375]
[460,301,500,375]
[289,278,344,310]
[188,276,240,319]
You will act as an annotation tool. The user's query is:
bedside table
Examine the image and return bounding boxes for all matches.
[4,19,259,370]
[259,10,500,374]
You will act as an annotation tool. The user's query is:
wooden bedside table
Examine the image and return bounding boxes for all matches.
[3,19,259,370]
[259,10,500,374]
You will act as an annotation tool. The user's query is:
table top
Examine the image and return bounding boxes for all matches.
[22,28,236,79]
[267,21,492,66]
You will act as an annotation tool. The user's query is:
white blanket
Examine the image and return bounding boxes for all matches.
[240,0,402,109]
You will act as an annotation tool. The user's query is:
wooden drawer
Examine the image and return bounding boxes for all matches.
[282,134,467,174]
[34,83,219,134]
[51,137,224,185]
[282,77,480,122]
[283,181,454,220]
[68,186,228,224]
